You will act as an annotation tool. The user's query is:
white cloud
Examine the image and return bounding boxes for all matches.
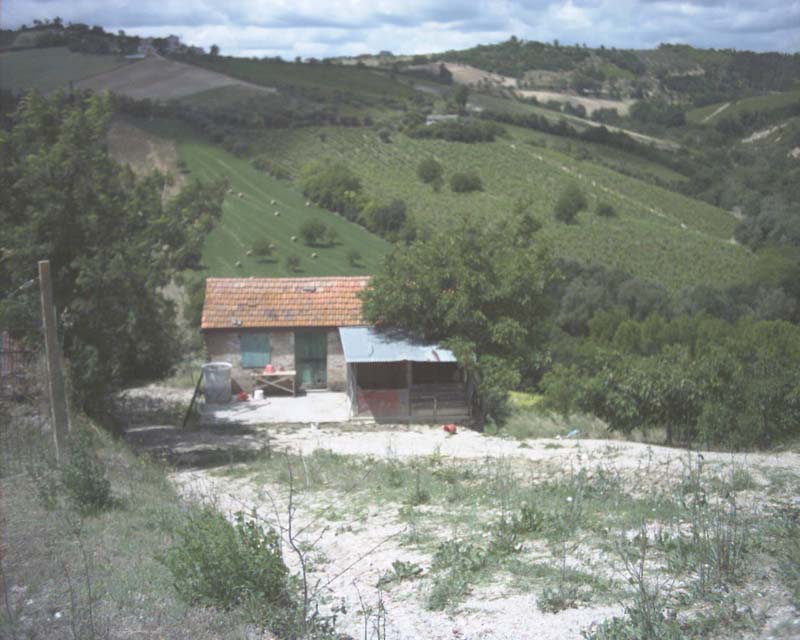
[4,0,799,57]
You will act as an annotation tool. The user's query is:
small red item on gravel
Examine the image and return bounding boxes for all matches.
[443,423,457,434]
[236,391,249,401]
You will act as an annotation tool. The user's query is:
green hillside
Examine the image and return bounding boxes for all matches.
[247,124,753,290]
[172,134,390,277]
[176,54,416,100]
[687,88,800,124]
[0,46,127,93]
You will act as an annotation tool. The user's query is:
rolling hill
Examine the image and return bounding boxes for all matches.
[0,46,128,93]
[245,124,752,290]
[135,120,390,278]
[0,44,762,293]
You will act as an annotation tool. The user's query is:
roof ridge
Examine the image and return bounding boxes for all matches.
[207,276,370,282]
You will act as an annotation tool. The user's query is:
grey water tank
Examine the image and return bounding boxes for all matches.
[202,362,232,404]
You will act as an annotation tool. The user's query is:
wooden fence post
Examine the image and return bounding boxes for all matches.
[38,260,70,463]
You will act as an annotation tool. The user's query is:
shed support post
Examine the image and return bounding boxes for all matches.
[406,361,412,421]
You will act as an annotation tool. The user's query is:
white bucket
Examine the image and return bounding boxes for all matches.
[253,389,264,400]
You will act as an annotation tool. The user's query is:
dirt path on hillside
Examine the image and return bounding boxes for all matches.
[107,119,185,197]
[516,90,633,116]
[701,102,730,123]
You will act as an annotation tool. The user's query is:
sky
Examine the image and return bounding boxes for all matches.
[4,1,800,59]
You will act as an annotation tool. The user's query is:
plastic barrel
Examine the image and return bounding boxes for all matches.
[202,362,232,404]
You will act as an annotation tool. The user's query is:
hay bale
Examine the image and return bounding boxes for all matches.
[311,252,318,259]
[235,260,242,267]
[305,201,311,207]
[270,199,276,205]
[245,250,253,256]
[274,211,280,216]
[238,192,245,198]
[290,236,297,242]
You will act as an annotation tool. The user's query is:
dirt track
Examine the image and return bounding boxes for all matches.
[172,424,800,640]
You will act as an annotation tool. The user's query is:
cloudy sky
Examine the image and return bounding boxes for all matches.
[4,1,800,59]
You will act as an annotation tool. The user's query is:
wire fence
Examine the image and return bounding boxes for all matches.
[0,328,53,477]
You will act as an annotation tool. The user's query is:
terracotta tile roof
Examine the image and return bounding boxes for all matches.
[201,277,370,330]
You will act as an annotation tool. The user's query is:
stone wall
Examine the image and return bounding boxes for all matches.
[203,328,348,393]
[204,329,294,393]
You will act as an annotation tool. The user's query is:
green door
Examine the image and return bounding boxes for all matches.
[295,332,328,389]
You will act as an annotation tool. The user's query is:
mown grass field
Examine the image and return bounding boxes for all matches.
[0,46,128,93]
[687,87,800,124]
[248,124,753,290]
[171,133,390,277]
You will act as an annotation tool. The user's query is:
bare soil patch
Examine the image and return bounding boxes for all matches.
[107,119,185,197]
[516,90,633,116]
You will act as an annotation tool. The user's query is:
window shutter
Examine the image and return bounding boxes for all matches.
[240,333,271,368]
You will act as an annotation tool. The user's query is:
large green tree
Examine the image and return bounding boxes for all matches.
[361,213,556,420]
[0,91,225,408]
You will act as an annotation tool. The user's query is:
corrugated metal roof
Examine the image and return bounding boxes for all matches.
[339,327,457,364]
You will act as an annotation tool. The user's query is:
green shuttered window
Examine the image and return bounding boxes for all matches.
[240,333,271,368]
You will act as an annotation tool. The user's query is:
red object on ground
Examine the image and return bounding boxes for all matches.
[264,364,275,373]
[443,423,457,434]
[236,391,249,402]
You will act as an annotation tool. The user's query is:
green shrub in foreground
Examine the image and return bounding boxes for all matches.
[61,429,114,515]
[449,171,483,193]
[163,508,292,612]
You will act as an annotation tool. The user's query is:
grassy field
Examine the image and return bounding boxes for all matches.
[0,409,254,640]
[168,131,390,277]
[247,124,753,290]
[687,88,800,124]
[177,54,417,100]
[469,95,687,185]
[0,46,128,93]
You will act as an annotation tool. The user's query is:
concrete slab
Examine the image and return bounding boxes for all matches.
[201,392,350,426]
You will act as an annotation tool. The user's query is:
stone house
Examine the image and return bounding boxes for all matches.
[201,276,473,422]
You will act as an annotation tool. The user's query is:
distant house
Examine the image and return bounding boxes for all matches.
[201,277,472,422]
[164,35,182,54]
[137,39,157,56]
[425,114,459,126]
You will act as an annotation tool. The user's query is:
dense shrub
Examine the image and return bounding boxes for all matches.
[542,317,800,448]
[251,155,291,180]
[298,160,364,220]
[347,249,362,267]
[163,509,291,612]
[60,429,114,515]
[449,171,483,193]
[596,201,616,217]
[251,237,273,257]
[554,182,587,223]
[364,199,408,239]
[299,219,328,246]
[417,157,444,186]
[285,254,301,272]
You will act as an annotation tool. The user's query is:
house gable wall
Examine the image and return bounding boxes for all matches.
[204,328,346,393]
